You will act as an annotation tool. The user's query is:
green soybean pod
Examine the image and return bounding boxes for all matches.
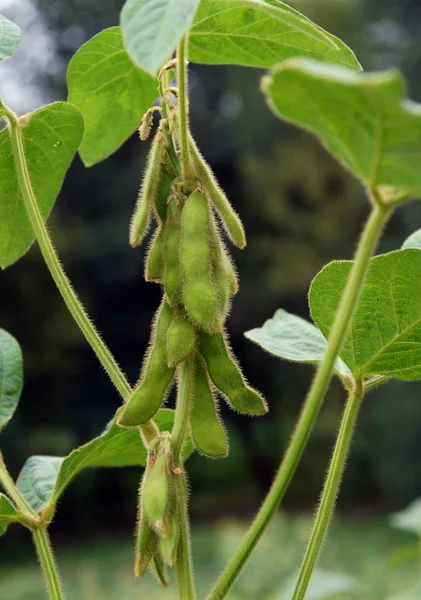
[153,167,173,225]
[145,227,165,282]
[142,450,170,531]
[151,551,169,587]
[130,130,166,248]
[118,301,175,426]
[135,508,158,577]
[189,134,246,249]
[190,355,228,458]
[199,330,268,416]
[180,191,221,333]
[209,210,238,318]
[159,511,179,567]
[163,198,183,305]
[166,316,196,367]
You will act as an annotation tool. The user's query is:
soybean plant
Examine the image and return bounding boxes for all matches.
[1,2,421,600]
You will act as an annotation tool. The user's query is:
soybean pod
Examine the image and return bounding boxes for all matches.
[135,508,158,577]
[151,551,170,587]
[130,130,166,248]
[119,301,175,426]
[209,209,238,318]
[145,227,165,282]
[163,197,183,305]
[190,354,228,458]
[153,167,173,225]
[180,191,221,333]
[166,316,196,367]
[189,134,246,249]
[199,330,267,416]
[142,443,171,533]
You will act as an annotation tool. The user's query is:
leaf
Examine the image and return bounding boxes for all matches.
[389,498,421,537]
[121,0,200,76]
[262,59,421,194]
[16,409,193,515]
[67,27,157,166]
[0,102,84,268]
[310,249,421,381]
[0,15,21,61]
[189,0,360,70]
[402,229,421,250]
[0,329,23,432]
[245,309,350,376]
[0,494,23,536]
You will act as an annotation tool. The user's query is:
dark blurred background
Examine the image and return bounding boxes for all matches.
[2,1,421,598]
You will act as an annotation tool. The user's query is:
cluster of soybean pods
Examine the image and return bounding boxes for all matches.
[117,62,266,581]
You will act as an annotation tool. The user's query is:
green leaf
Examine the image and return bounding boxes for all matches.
[121,0,200,76]
[389,498,421,537]
[0,329,22,432]
[16,409,192,515]
[189,0,360,70]
[310,249,421,381]
[0,494,23,536]
[245,309,350,376]
[402,229,421,250]
[263,59,421,194]
[67,27,157,166]
[0,15,21,61]
[0,102,84,268]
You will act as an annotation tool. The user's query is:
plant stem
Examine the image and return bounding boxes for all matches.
[177,36,194,190]
[175,470,196,600]
[4,110,159,441]
[0,453,38,520]
[207,202,392,600]
[172,360,194,466]
[292,382,365,599]
[33,526,65,600]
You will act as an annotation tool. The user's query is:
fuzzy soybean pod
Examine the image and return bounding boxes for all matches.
[142,446,171,534]
[153,167,173,225]
[166,316,196,367]
[159,506,180,567]
[119,301,175,426]
[130,130,166,248]
[163,198,183,305]
[180,191,221,333]
[145,227,165,282]
[190,354,228,458]
[189,134,246,249]
[199,330,268,416]
[135,508,158,577]
[209,210,238,318]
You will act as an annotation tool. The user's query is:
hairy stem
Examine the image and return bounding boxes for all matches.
[5,110,159,441]
[175,470,196,600]
[292,383,365,599]
[0,453,38,520]
[177,36,194,191]
[207,202,392,600]
[33,527,65,600]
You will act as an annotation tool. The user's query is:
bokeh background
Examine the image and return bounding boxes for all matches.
[1,0,421,598]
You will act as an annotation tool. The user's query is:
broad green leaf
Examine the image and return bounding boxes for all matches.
[0,16,21,61]
[0,102,84,268]
[0,494,23,536]
[189,0,360,70]
[16,409,192,515]
[67,27,157,166]
[245,309,350,376]
[402,229,421,250]
[310,249,421,380]
[389,498,421,536]
[0,329,22,432]
[263,59,421,194]
[121,0,200,76]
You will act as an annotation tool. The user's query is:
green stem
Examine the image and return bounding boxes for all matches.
[0,453,38,520]
[33,526,65,600]
[207,202,392,600]
[177,36,194,190]
[172,360,194,466]
[292,383,365,599]
[175,470,196,600]
[4,110,159,441]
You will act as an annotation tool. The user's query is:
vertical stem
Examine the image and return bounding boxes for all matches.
[292,383,365,599]
[33,527,66,600]
[207,202,391,600]
[4,110,159,443]
[175,471,196,600]
[177,36,194,190]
